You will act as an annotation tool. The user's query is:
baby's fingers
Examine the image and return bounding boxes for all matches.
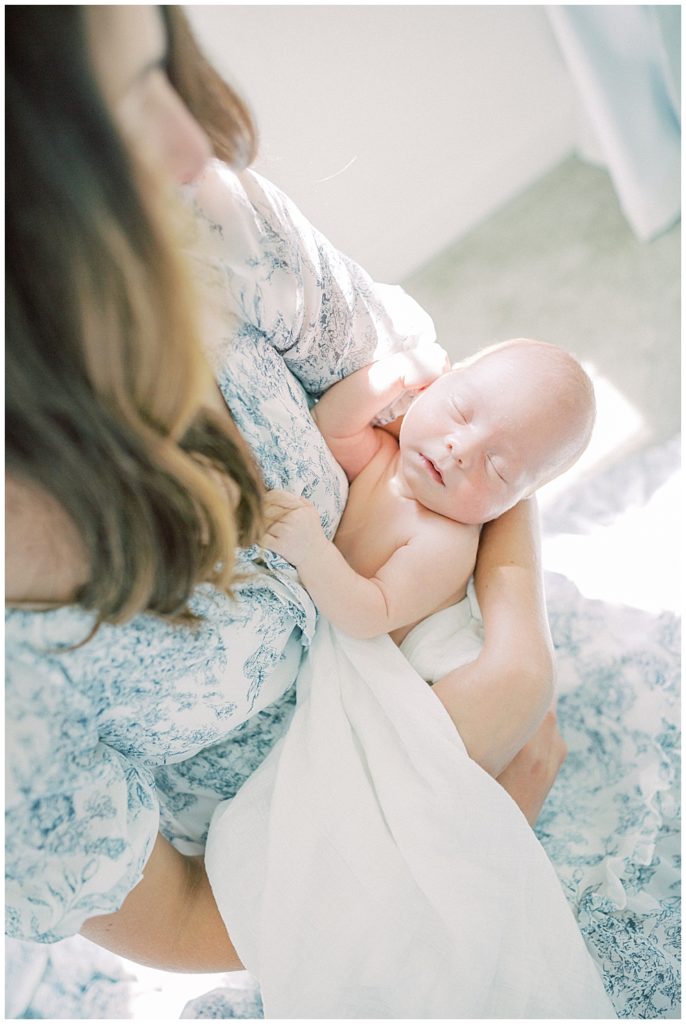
[262,491,310,536]
[266,488,309,506]
[264,489,305,515]
[260,518,288,549]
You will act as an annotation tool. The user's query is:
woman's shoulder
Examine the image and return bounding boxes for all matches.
[188,159,317,276]
[192,159,292,223]
[5,474,90,608]
[187,159,264,245]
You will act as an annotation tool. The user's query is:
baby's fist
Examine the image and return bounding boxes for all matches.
[401,344,451,391]
[261,490,325,569]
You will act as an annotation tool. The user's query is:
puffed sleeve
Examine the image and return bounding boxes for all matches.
[186,160,437,403]
[5,653,159,943]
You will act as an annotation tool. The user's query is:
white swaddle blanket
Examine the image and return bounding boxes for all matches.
[206,613,615,1019]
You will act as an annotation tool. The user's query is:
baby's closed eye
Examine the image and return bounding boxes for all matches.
[487,456,507,483]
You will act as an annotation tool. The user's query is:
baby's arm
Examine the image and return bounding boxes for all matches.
[314,345,449,481]
[262,491,478,639]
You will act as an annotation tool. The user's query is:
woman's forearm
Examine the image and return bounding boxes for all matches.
[80,834,243,973]
[431,498,555,777]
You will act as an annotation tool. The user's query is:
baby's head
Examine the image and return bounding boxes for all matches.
[398,338,595,524]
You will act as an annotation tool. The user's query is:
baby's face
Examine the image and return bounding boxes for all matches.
[398,351,574,524]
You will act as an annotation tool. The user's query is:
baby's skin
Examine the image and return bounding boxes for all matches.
[263,339,593,642]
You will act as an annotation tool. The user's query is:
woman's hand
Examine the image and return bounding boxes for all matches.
[432,498,555,777]
[496,709,568,825]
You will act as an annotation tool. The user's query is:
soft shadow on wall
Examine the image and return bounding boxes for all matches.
[186,5,580,281]
[187,5,680,280]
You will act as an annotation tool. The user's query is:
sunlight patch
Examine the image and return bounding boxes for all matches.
[542,468,680,614]
[538,363,645,509]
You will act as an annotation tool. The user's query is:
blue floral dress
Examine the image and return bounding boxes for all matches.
[5,161,436,943]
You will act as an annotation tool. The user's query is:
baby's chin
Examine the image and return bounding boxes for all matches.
[420,496,495,526]
[409,478,509,525]
[447,498,513,526]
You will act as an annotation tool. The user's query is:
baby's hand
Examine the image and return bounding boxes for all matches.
[400,343,451,391]
[261,490,326,569]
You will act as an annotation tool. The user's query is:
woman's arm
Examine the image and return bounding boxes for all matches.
[496,709,568,825]
[431,497,555,778]
[190,164,438,399]
[80,833,242,973]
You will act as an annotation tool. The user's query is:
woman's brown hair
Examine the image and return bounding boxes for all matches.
[6,6,263,626]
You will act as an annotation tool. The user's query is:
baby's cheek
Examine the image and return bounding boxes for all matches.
[468,486,503,525]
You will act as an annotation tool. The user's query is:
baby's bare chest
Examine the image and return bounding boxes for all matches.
[334,458,420,579]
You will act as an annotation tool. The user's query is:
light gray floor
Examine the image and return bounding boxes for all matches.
[402,155,681,473]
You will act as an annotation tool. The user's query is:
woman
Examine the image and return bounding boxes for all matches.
[6,6,563,974]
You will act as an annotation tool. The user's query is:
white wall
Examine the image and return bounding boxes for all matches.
[187,5,578,282]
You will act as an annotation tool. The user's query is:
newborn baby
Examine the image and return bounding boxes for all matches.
[264,338,594,666]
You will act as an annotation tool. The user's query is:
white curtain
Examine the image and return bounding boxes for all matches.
[547,5,680,241]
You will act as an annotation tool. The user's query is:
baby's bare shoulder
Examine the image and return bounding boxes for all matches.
[412,506,480,563]
[416,504,480,539]
[348,427,398,487]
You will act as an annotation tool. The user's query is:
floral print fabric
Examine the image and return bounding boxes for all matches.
[5,161,436,943]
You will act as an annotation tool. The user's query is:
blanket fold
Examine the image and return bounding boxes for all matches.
[206,618,615,1018]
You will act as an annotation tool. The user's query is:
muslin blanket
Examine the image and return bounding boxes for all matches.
[205,616,615,1019]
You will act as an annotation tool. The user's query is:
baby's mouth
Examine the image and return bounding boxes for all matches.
[421,454,444,485]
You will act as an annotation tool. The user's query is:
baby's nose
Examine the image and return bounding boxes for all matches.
[446,432,476,467]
